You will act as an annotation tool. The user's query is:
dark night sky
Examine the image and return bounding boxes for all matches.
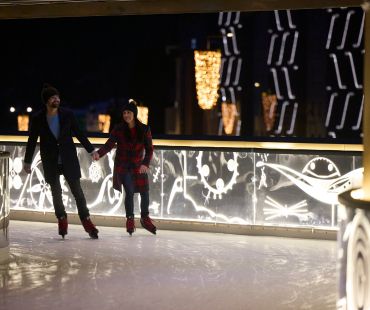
[0,13,219,134]
[0,9,363,141]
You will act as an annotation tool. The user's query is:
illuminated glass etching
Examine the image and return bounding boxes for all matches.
[2,143,362,229]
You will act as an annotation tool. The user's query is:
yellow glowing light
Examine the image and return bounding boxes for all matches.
[17,115,29,131]
[98,114,111,133]
[221,102,237,135]
[261,92,278,132]
[137,106,149,125]
[254,82,260,88]
[194,50,221,110]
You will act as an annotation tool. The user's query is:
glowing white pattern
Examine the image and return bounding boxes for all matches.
[302,157,340,179]
[196,151,239,199]
[258,167,267,189]
[153,167,160,183]
[263,196,308,220]
[256,159,363,205]
[29,162,53,211]
[6,144,363,229]
[166,151,247,224]
[9,157,23,190]
[89,161,102,183]
[86,150,122,213]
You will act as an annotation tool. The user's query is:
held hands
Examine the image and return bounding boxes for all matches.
[91,151,100,161]
[91,151,147,173]
[23,162,31,174]
[139,165,149,174]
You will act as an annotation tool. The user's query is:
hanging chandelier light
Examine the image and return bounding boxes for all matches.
[261,92,278,132]
[194,50,221,110]
[221,102,237,135]
[137,106,149,125]
[17,114,29,131]
[98,114,111,133]
[129,98,149,125]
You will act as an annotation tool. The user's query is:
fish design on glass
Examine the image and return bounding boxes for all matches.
[257,157,363,205]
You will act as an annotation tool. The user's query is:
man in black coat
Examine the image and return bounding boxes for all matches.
[24,84,99,239]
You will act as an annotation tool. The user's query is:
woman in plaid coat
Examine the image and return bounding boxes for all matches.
[93,100,155,235]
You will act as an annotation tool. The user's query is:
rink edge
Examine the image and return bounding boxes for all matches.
[10,210,337,240]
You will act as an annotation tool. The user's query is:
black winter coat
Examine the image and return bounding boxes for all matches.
[24,107,94,183]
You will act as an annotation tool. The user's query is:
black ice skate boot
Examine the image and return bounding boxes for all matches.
[81,217,99,239]
[140,216,157,235]
[126,216,136,236]
[58,216,68,239]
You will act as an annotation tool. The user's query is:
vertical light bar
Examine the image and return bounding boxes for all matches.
[286,10,296,29]
[286,102,298,135]
[270,68,283,99]
[330,53,348,89]
[352,95,364,130]
[276,32,290,65]
[282,66,296,99]
[228,86,236,104]
[224,56,235,86]
[336,10,355,50]
[275,101,289,134]
[233,11,241,24]
[225,11,232,26]
[362,3,370,200]
[218,12,224,26]
[274,10,284,31]
[288,31,299,64]
[326,13,339,50]
[325,92,338,127]
[336,92,355,129]
[233,58,242,85]
[229,26,240,55]
[267,33,278,65]
[353,12,365,48]
[345,51,363,88]
[220,28,231,56]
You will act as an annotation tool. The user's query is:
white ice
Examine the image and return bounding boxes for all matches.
[0,221,337,310]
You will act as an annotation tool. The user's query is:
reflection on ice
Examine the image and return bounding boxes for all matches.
[1,221,337,310]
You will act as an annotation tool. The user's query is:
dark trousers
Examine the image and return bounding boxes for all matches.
[121,173,149,218]
[49,171,90,221]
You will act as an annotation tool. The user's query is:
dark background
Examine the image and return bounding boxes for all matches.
[0,8,364,141]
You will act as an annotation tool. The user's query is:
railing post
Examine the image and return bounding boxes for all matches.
[0,151,10,263]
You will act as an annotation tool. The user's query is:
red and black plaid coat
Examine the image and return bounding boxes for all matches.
[97,122,153,193]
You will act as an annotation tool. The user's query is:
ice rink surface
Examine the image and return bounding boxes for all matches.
[0,221,337,310]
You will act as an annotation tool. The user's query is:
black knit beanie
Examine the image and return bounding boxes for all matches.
[122,99,138,118]
[41,83,60,104]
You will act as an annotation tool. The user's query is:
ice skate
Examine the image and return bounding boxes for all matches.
[58,216,68,239]
[126,217,136,236]
[81,217,99,239]
[140,216,156,235]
